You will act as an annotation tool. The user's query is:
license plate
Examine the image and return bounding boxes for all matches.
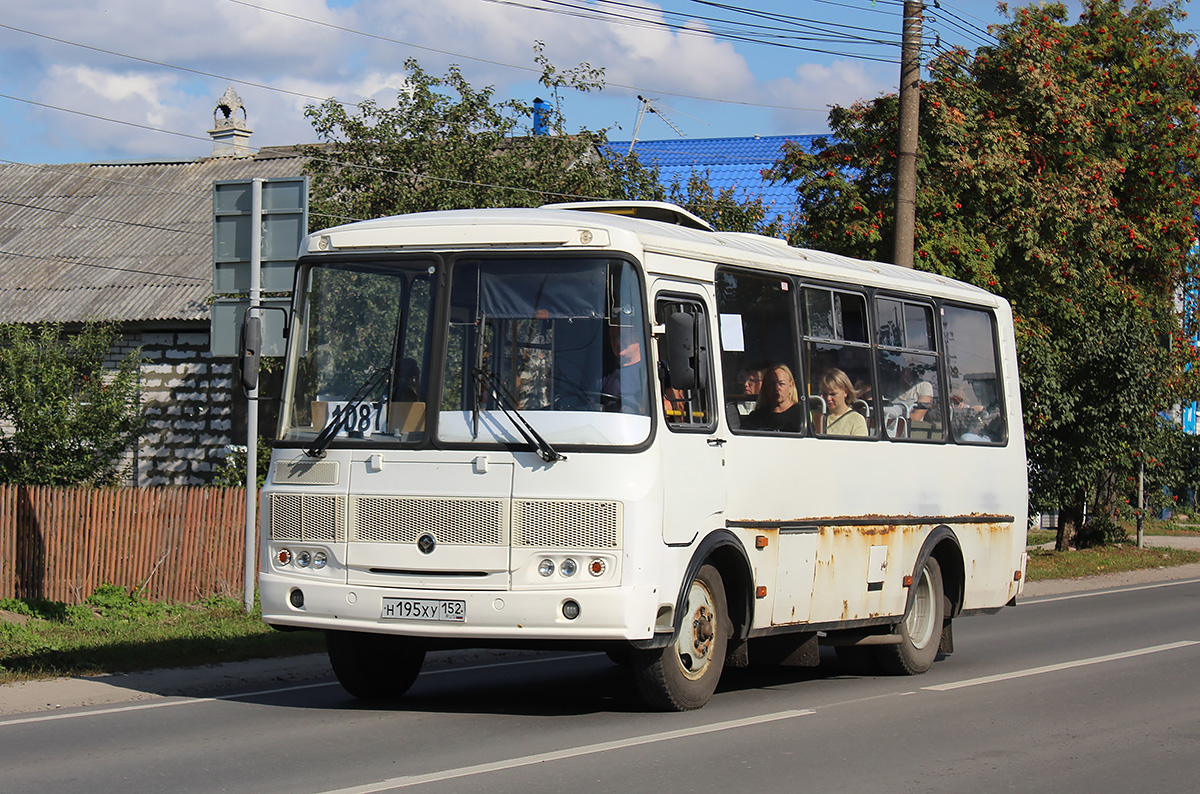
[381,597,465,622]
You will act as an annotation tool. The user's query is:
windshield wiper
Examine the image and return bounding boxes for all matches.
[305,365,391,458]
[471,368,566,463]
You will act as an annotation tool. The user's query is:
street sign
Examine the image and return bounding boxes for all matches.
[210,297,290,357]
[211,177,307,357]
[212,177,308,293]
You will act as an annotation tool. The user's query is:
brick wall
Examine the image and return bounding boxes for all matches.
[110,331,240,486]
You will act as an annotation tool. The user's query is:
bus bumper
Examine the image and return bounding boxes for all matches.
[258,572,662,642]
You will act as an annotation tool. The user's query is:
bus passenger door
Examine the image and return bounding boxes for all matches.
[655,289,726,545]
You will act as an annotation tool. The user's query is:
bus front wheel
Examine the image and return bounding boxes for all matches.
[875,556,945,675]
[631,564,729,711]
[326,630,426,700]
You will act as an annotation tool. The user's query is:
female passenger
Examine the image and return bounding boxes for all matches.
[820,368,868,437]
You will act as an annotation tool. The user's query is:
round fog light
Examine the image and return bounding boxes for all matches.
[289,589,304,608]
[538,558,555,577]
[560,558,578,577]
[562,600,580,620]
[296,550,312,568]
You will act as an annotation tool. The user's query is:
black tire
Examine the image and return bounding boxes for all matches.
[326,630,426,701]
[874,556,945,675]
[631,564,729,711]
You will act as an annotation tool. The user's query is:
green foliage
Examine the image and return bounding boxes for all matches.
[302,45,662,226]
[1025,542,1200,580]
[212,440,271,488]
[664,171,788,235]
[768,0,1200,536]
[0,322,145,485]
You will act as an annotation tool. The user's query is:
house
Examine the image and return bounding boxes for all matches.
[0,87,817,485]
[0,88,306,486]
[607,135,820,225]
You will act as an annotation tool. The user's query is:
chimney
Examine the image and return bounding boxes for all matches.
[533,97,549,136]
[208,86,253,157]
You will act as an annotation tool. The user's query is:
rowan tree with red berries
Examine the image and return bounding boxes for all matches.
[770,0,1200,547]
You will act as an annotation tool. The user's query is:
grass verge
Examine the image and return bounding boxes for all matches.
[1026,543,1200,581]
[0,584,324,686]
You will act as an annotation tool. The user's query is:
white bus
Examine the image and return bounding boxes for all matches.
[257,201,1027,711]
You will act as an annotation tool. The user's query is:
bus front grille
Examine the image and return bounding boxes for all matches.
[271,495,623,550]
[352,496,507,545]
[512,499,622,548]
[270,493,347,542]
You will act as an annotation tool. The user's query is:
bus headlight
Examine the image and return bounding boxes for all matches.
[560,558,578,577]
[313,551,328,570]
[296,550,312,568]
[538,558,556,577]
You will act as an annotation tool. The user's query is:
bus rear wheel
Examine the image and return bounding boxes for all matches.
[326,630,426,700]
[874,556,945,675]
[631,564,729,711]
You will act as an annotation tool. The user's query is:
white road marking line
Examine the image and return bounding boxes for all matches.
[1022,577,1200,604]
[312,709,817,794]
[924,640,1200,692]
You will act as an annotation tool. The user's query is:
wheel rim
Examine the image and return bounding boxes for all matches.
[905,566,937,650]
[675,579,717,681]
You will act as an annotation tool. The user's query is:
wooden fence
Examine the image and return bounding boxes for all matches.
[0,484,250,605]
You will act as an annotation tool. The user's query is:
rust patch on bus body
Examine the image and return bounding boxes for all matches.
[729,514,1020,627]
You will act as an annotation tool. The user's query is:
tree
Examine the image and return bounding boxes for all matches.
[0,323,144,485]
[301,46,781,235]
[302,46,662,226]
[768,0,1200,547]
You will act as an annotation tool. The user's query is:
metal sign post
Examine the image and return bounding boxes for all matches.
[244,178,262,614]
[211,175,307,613]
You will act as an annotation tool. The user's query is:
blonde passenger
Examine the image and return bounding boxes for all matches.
[820,368,868,437]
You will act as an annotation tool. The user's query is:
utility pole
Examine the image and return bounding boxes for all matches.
[893,0,923,268]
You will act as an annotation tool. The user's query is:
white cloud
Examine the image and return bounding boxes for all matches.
[0,0,916,161]
[761,60,896,133]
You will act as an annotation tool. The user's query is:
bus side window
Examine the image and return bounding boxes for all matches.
[942,305,1007,444]
[803,287,875,438]
[715,269,802,434]
[876,298,945,441]
[656,297,715,430]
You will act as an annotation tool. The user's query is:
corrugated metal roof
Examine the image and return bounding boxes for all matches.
[0,137,817,324]
[0,152,306,325]
[607,135,820,222]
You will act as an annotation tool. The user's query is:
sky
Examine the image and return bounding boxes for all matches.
[2,0,1199,165]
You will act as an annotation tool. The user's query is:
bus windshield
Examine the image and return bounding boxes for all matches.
[282,260,437,447]
[439,257,651,449]
[281,256,651,451]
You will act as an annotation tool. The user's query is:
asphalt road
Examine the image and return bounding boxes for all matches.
[3,562,1200,794]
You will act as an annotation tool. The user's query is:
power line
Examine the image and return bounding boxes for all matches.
[0,22,350,109]
[0,248,208,283]
[0,90,664,216]
[2,12,836,122]
[479,0,902,62]
[0,197,207,236]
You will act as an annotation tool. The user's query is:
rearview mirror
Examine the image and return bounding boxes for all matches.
[666,312,697,391]
[240,314,262,392]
